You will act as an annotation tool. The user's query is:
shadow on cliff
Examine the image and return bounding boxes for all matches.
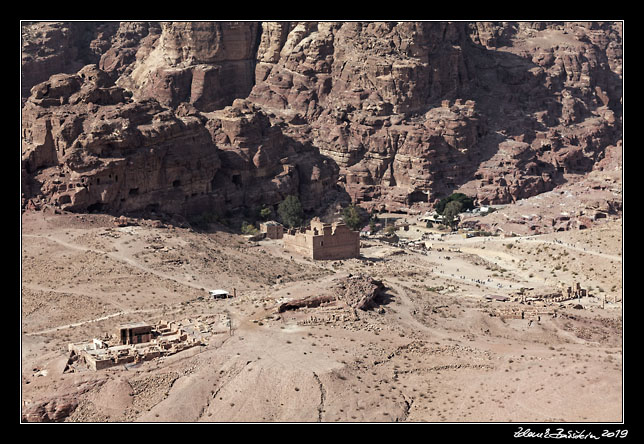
[184,130,353,232]
[281,132,355,221]
[427,41,621,200]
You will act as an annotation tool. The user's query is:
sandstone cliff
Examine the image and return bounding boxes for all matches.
[21,21,622,219]
[21,64,336,216]
[248,21,621,209]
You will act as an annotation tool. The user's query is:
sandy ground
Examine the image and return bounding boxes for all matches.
[20,210,623,423]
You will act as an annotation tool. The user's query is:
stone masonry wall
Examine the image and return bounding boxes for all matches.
[283,219,360,260]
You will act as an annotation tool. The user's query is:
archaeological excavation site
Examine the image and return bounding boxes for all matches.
[21,20,623,427]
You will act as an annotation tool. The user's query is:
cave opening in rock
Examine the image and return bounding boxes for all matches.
[87,202,105,213]
[408,190,429,203]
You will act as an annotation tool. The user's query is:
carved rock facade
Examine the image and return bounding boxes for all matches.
[21,21,622,216]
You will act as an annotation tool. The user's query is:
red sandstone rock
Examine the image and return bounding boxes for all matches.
[21,21,622,222]
[21,65,221,215]
[278,274,384,313]
[21,65,338,216]
[22,378,106,422]
[246,21,621,210]
[126,22,260,112]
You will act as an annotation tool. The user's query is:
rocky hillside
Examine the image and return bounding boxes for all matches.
[21,21,622,218]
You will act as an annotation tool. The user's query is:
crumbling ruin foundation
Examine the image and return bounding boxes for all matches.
[67,316,227,372]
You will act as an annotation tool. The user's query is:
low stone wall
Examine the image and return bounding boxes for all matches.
[494,307,557,321]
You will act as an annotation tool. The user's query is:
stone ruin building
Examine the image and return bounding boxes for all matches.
[283,217,360,260]
[515,282,590,304]
[564,282,587,300]
[488,281,594,322]
[260,221,284,239]
[66,317,223,371]
[117,321,153,345]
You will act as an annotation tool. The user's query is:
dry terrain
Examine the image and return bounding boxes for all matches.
[21,208,622,423]
[20,20,623,426]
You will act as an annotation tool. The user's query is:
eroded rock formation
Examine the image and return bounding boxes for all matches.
[278,274,385,313]
[21,64,336,216]
[248,21,621,209]
[21,21,622,218]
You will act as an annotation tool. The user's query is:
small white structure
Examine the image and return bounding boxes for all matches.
[209,289,230,299]
[420,211,445,223]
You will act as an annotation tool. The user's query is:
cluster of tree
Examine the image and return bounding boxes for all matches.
[259,205,272,220]
[235,195,303,235]
[435,193,475,229]
[190,195,303,234]
[194,192,477,236]
[342,204,364,231]
[435,193,474,214]
[239,203,274,235]
[278,195,303,228]
[277,197,368,232]
[240,221,259,235]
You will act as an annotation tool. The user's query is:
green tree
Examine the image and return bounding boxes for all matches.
[342,204,362,231]
[241,221,259,235]
[278,195,303,228]
[435,193,474,215]
[259,205,272,220]
[443,200,463,229]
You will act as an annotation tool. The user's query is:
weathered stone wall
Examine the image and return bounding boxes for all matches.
[283,230,314,257]
[311,224,360,260]
[283,219,360,260]
[260,222,284,239]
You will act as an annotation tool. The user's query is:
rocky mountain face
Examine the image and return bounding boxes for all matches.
[21,21,622,219]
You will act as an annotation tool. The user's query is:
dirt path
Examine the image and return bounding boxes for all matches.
[22,283,131,310]
[23,233,210,291]
[21,212,623,423]
[25,308,163,336]
[384,279,452,341]
[518,237,622,262]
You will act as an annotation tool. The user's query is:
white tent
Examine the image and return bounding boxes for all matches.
[209,289,230,298]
